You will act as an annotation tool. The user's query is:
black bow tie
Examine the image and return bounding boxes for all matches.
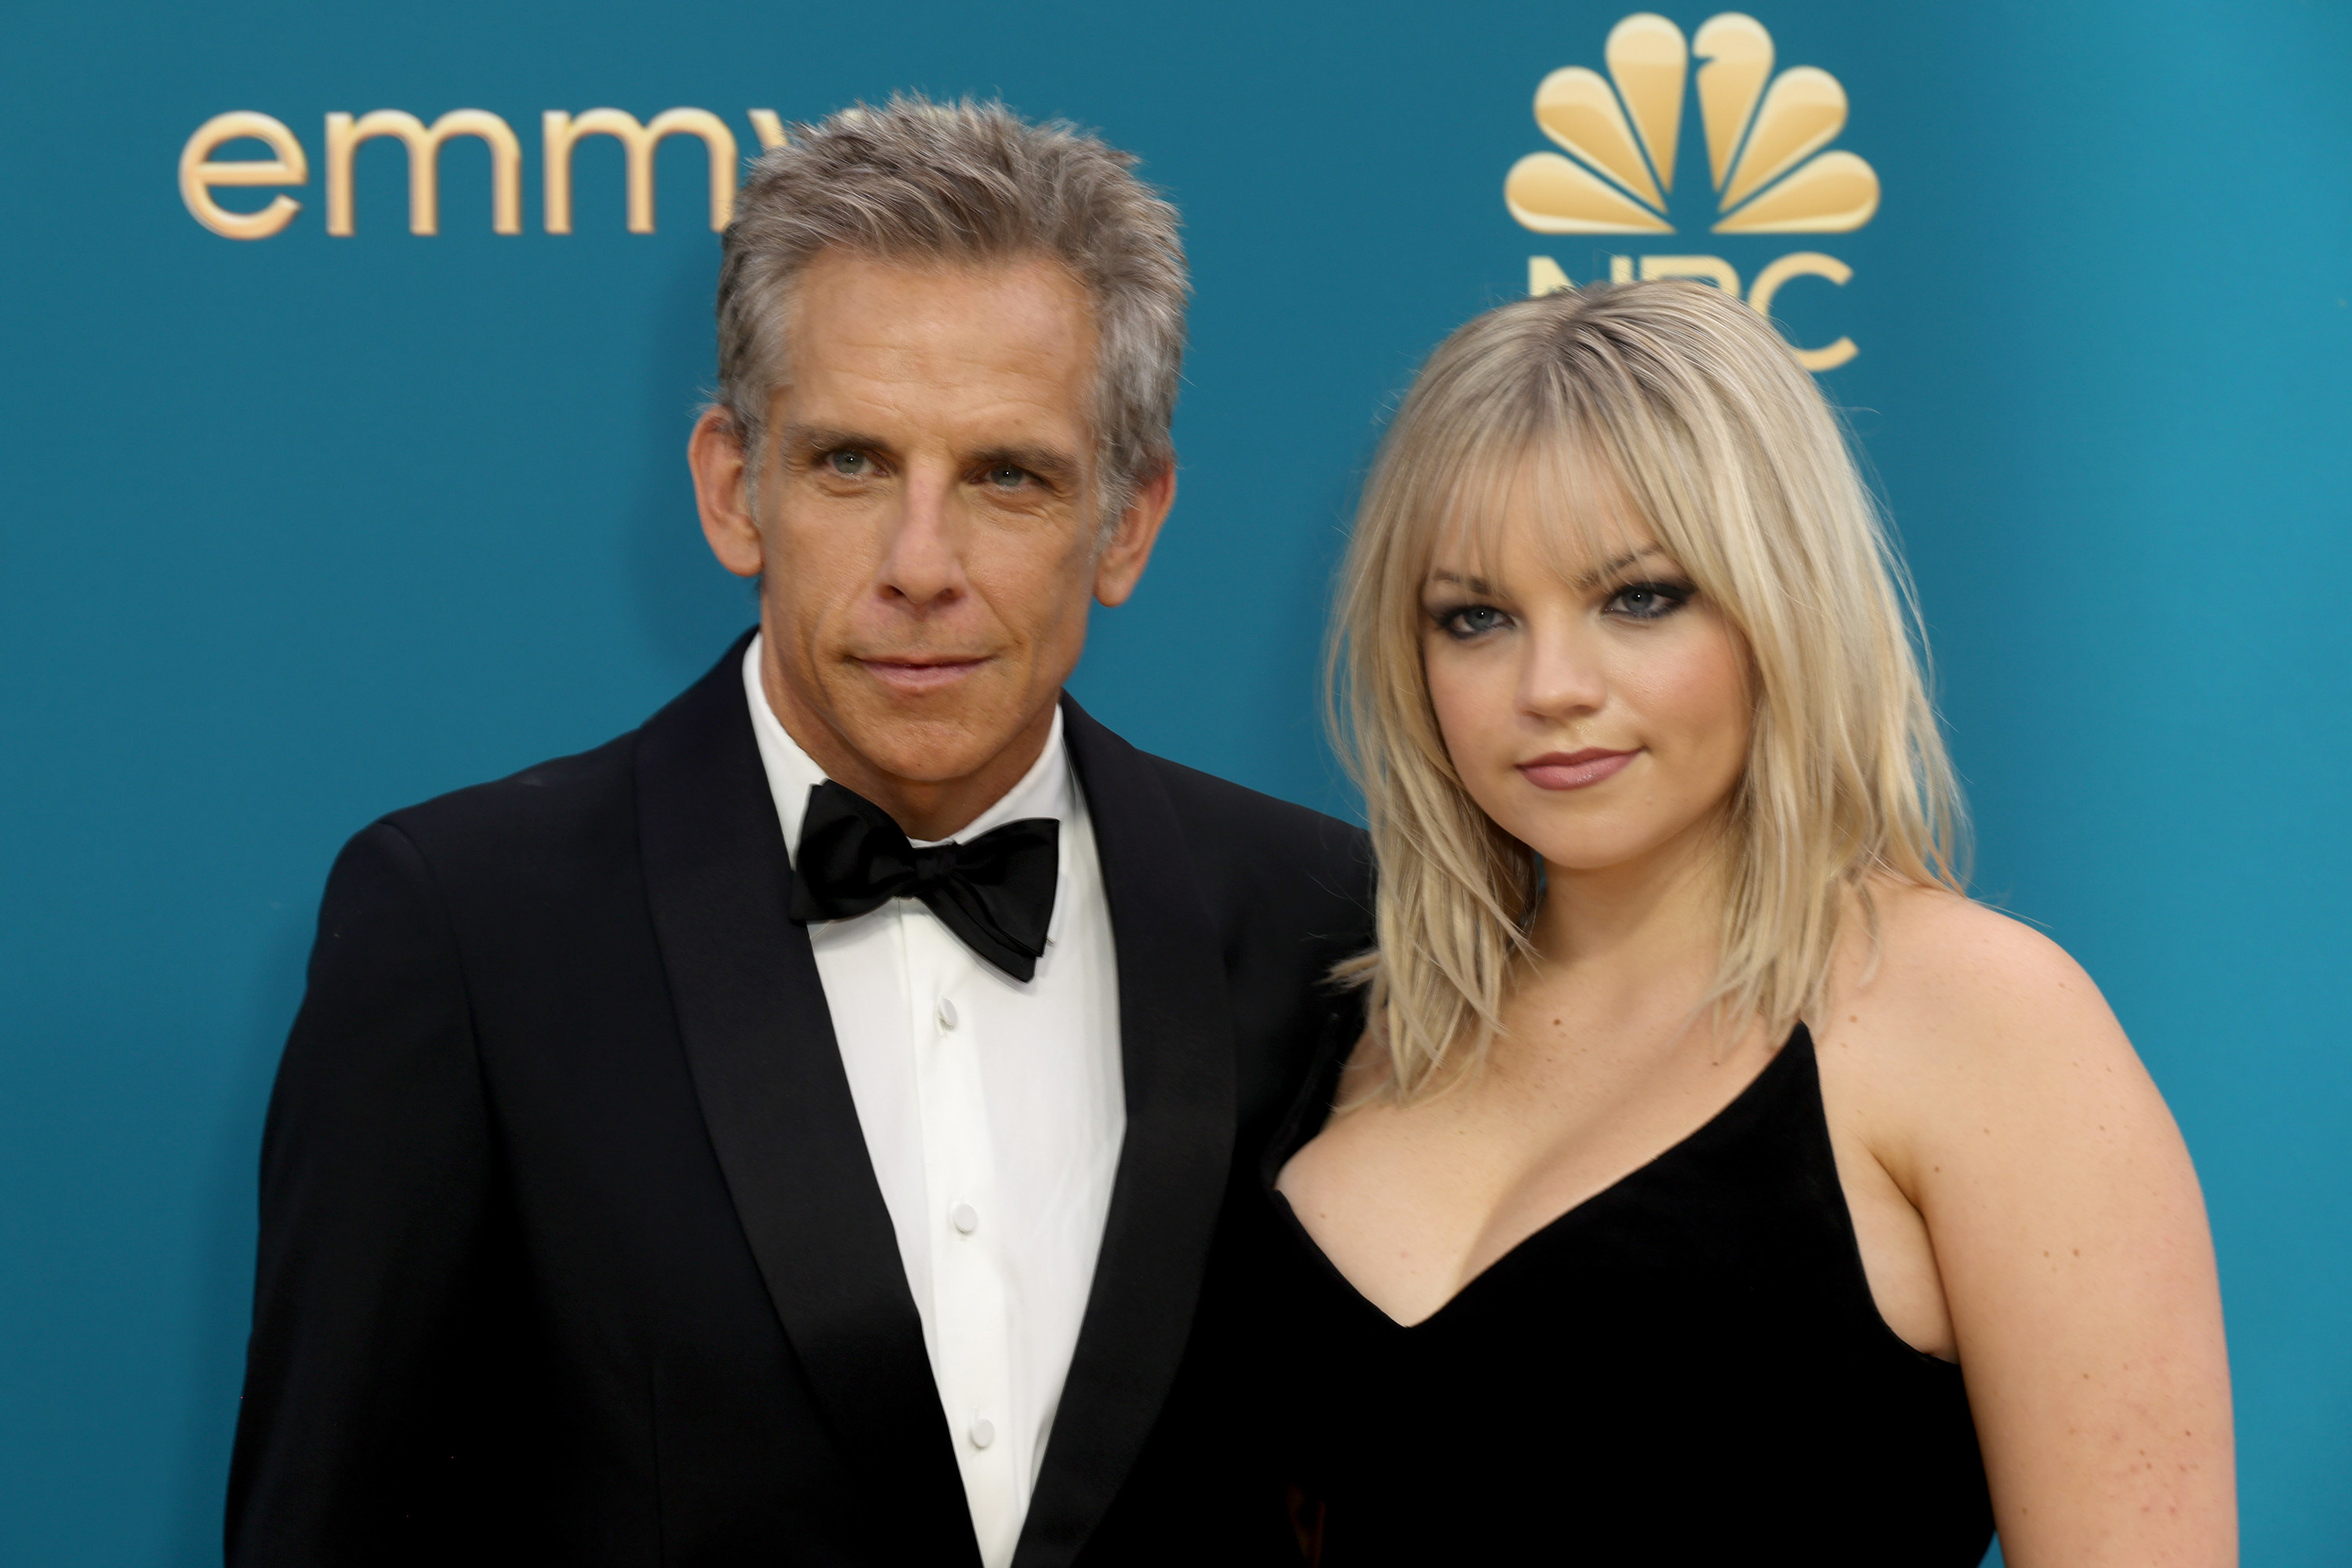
[787,781,1060,982]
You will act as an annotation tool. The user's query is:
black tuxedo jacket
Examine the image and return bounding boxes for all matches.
[226,633,1370,1567]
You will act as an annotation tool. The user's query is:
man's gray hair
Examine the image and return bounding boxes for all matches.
[715,95,1189,520]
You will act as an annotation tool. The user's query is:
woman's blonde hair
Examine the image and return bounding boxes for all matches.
[1332,281,1964,1101]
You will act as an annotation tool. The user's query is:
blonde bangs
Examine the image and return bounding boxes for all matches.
[1330,281,1965,1102]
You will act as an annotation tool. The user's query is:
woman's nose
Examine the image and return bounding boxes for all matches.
[1519,622,1606,718]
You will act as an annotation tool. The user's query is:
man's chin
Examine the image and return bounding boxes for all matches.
[820,674,1047,787]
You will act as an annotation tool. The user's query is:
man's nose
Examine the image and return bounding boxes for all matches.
[876,466,967,610]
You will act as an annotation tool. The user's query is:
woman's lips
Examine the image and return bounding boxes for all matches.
[1516,749,1637,790]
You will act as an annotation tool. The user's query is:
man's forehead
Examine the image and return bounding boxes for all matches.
[775,251,1098,439]
[789,252,1093,356]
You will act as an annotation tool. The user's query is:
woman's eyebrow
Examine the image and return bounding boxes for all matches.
[1425,568,1497,594]
[1573,546,1670,590]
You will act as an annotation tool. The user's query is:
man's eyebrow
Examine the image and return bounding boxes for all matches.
[777,423,897,460]
[772,427,1080,488]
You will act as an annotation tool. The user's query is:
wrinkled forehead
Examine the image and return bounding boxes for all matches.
[1423,437,1662,590]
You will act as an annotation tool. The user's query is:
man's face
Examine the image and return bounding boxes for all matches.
[691,252,1170,836]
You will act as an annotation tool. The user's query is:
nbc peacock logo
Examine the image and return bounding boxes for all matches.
[1504,12,1872,370]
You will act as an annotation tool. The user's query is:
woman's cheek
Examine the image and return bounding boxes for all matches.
[1426,660,1468,764]
[1432,659,1533,835]
[1624,623,1750,791]
[1628,622,1739,725]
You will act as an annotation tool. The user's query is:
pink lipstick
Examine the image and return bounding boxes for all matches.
[1516,748,1636,790]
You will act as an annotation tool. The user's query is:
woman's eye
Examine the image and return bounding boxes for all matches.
[1606,581,1691,621]
[1438,604,1510,639]
[825,450,871,477]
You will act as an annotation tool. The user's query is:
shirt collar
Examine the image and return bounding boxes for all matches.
[740,631,1073,858]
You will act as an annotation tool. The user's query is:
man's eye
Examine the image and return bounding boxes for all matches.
[825,450,871,477]
[1606,581,1691,621]
[984,463,1029,490]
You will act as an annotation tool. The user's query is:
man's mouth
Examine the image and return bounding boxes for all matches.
[855,655,992,696]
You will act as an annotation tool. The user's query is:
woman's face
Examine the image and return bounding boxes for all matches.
[1421,466,1752,879]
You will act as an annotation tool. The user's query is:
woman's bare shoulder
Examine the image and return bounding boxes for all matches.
[1839,883,2125,1065]
[1824,903,2227,1567]
[1820,882,2161,1189]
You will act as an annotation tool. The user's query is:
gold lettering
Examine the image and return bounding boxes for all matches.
[324,110,522,237]
[1528,256,1573,296]
[1638,254,1740,293]
[179,112,307,241]
[748,110,789,151]
[543,108,739,234]
[1747,251,1857,371]
[1610,255,1635,283]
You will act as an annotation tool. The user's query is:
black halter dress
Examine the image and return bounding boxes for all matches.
[1258,1025,1995,1566]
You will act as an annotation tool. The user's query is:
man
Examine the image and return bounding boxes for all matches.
[225,97,1368,1567]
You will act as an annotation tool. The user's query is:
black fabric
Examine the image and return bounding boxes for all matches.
[788,779,1060,982]
[1256,1026,1996,1567]
[226,629,1374,1568]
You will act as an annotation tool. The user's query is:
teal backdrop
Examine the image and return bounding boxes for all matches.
[2,1,2346,1561]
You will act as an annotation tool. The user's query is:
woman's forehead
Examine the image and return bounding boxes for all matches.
[1426,452,1661,582]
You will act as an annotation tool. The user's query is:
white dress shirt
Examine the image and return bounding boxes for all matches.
[742,637,1126,1568]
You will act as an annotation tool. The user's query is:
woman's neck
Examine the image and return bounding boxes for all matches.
[1530,823,1729,1002]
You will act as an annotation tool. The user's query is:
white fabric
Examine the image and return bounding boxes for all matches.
[741,637,1125,1568]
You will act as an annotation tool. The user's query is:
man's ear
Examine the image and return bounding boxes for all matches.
[690,408,764,579]
[1093,459,1177,608]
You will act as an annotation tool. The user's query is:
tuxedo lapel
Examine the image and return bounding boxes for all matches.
[1015,698,1240,1568]
[635,633,980,1567]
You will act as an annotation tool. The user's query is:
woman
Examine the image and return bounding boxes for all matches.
[1265,283,2234,1565]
